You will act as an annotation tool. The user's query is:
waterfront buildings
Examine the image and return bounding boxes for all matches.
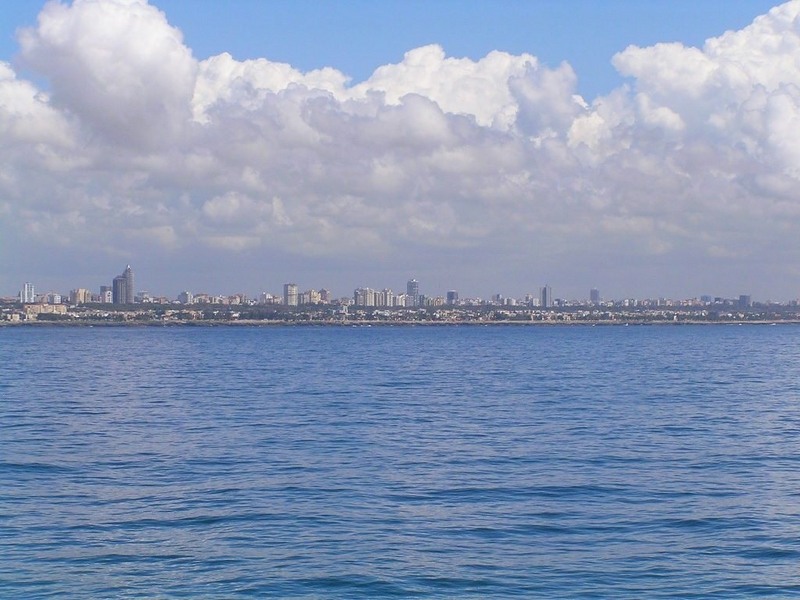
[300,289,321,305]
[352,286,421,308]
[23,303,67,318]
[8,267,777,317]
[70,288,91,305]
[354,287,375,307]
[260,292,278,304]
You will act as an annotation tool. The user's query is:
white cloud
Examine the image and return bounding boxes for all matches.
[4,0,800,298]
[350,45,542,129]
[18,0,196,149]
[612,0,800,179]
[192,52,350,123]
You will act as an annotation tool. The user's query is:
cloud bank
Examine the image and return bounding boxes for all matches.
[3,0,800,298]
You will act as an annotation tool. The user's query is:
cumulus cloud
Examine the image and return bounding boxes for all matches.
[18,0,196,149]
[3,0,800,298]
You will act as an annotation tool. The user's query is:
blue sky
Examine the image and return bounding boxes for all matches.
[2,0,800,301]
[2,0,779,99]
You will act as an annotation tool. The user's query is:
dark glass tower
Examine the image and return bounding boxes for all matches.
[406,279,419,307]
[112,265,135,304]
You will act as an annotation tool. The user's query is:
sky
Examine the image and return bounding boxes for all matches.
[1,0,798,301]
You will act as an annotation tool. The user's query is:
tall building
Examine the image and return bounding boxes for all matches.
[590,288,600,304]
[125,265,134,303]
[540,285,552,309]
[112,265,135,304]
[112,276,126,304]
[20,282,35,304]
[283,283,298,306]
[407,279,419,307]
[446,290,459,305]
[739,294,752,309]
[382,288,395,307]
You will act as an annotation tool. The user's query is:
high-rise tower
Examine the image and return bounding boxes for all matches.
[20,282,35,304]
[407,279,419,307]
[124,265,134,304]
[540,285,552,309]
[283,283,299,306]
[113,265,135,304]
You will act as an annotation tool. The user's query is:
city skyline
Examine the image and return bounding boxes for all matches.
[6,259,786,304]
[9,263,775,307]
[2,1,800,300]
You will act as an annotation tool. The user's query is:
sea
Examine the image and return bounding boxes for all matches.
[2,324,800,598]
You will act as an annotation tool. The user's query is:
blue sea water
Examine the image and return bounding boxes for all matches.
[2,324,800,598]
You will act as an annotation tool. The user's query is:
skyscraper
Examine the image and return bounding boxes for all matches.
[112,276,126,304]
[20,282,35,304]
[283,283,298,306]
[407,279,419,307]
[590,288,600,304]
[124,265,134,303]
[540,285,552,309]
[112,265,134,304]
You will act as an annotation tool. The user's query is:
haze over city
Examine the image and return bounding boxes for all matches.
[2,0,799,301]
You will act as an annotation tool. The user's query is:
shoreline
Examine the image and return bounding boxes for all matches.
[3,319,800,328]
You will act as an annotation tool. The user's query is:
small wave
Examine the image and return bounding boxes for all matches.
[737,546,800,560]
[0,461,75,474]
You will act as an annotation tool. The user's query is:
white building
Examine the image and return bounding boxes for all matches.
[283,283,299,306]
[20,282,35,304]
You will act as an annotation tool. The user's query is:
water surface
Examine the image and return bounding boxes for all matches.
[2,325,800,597]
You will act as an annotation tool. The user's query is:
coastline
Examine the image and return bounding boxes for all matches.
[3,319,800,328]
